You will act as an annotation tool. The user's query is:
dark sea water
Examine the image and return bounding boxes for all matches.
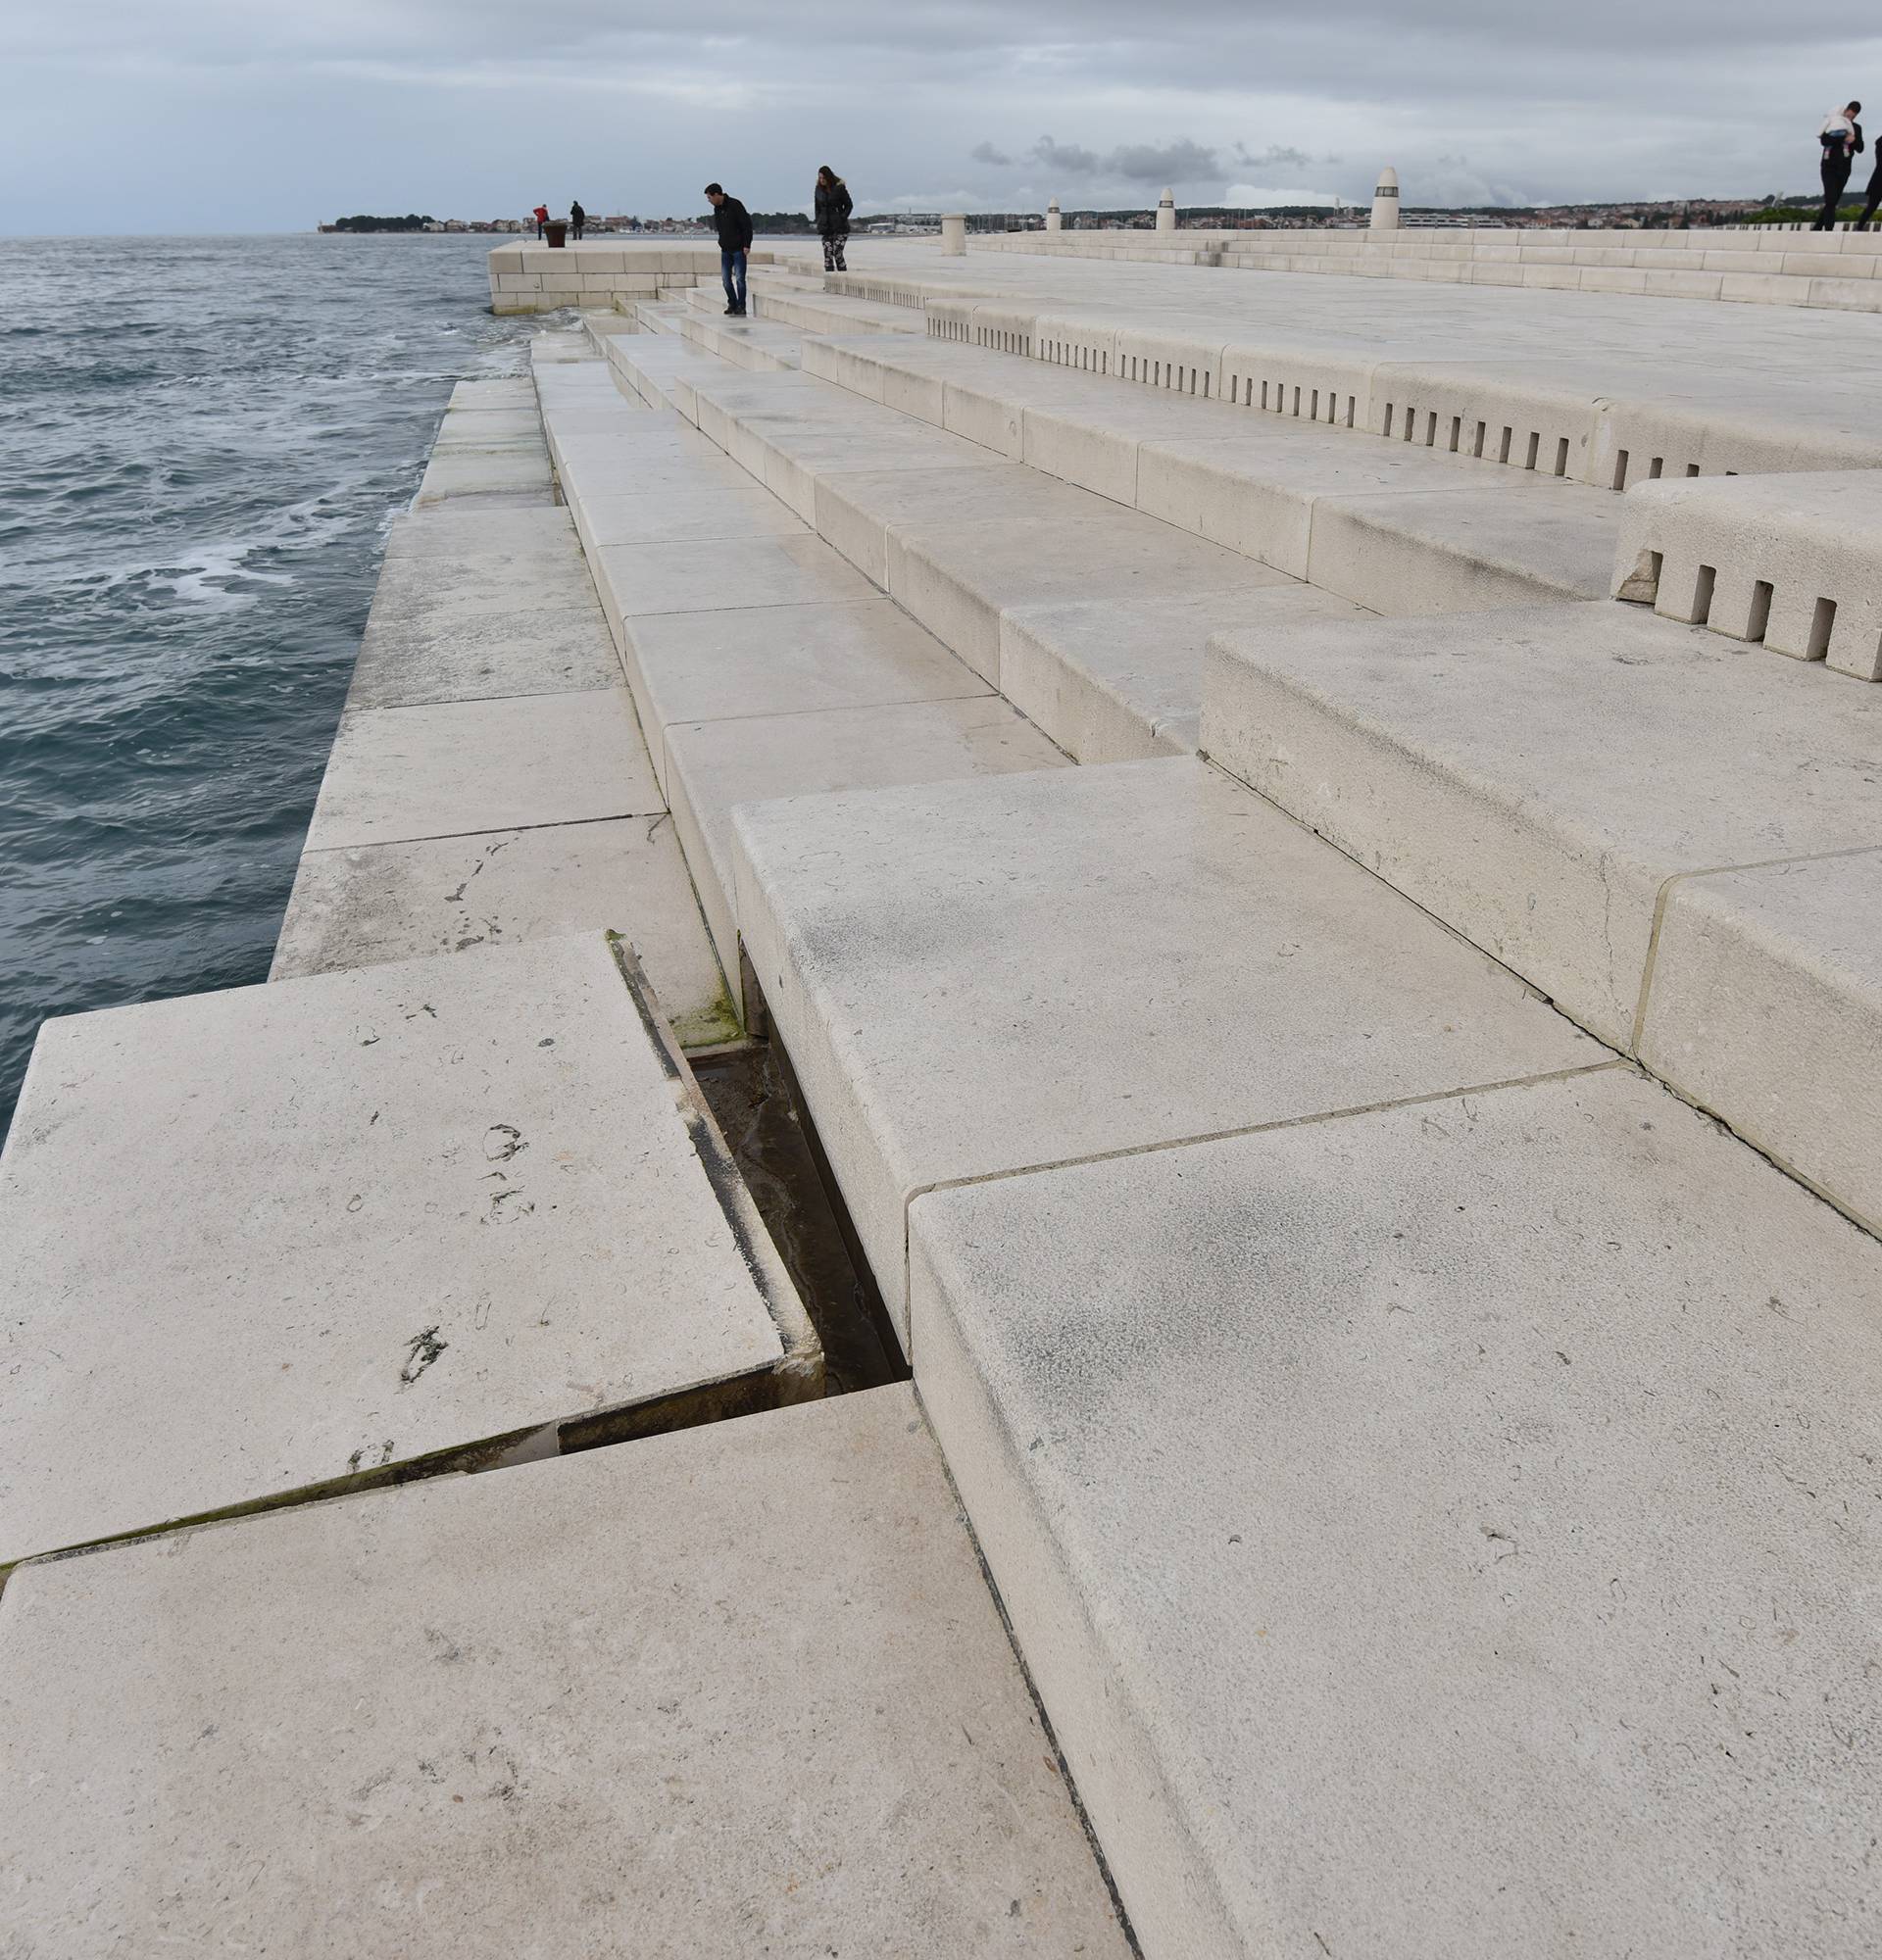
[0,234,544,1137]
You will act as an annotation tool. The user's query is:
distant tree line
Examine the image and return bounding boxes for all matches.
[331,214,437,232]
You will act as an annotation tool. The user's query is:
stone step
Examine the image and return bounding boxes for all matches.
[602,325,739,416]
[678,309,803,370]
[0,1386,1130,1957]
[1201,599,1882,1229]
[676,365,1364,756]
[908,1066,1882,1958]
[749,282,926,337]
[0,933,818,1568]
[529,360,1065,983]
[729,756,1604,1339]
[801,260,1882,488]
[290,395,737,1042]
[1612,467,1882,679]
[800,333,1619,609]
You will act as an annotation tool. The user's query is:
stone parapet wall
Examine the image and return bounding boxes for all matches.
[485,243,777,315]
[966,225,1882,311]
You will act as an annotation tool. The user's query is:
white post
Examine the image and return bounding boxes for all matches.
[1370,166,1401,233]
[1045,197,1062,233]
[941,213,966,256]
[1155,187,1175,234]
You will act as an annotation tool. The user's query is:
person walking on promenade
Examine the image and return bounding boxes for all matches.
[816,166,854,273]
[1855,144,1882,230]
[705,182,753,315]
[532,202,550,239]
[570,199,586,240]
[1815,103,1862,230]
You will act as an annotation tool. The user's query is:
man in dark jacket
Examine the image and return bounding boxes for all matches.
[704,182,753,315]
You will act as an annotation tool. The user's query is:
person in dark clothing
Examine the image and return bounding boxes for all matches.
[816,166,854,273]
[1815,103,1862,230]
[704,182,753,314]
[1856,141,1882,229]
[570,199,586,241]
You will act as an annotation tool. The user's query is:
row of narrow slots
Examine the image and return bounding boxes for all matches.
[1610,450,1710,490]
[1385,402,1574,474]
[1226,376,1359,425]
[1644,552,1841,660]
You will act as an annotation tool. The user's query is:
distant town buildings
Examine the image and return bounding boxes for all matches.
[321,194,1792,239]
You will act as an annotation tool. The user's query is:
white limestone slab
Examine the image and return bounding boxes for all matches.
[1640,850,1882,1231]
[1137,427,1504,577]
[414,449,553,505]
[909,1067,1882,1960]
[380,505,580,562]
[306,691,661,851]
[1000,583,1367,764]
[732,758,1601,1333]
[0,936,806,1566]
[271,817,733,1047]
[811,464,1117,586]
[447,376,535,411]
[0,1387,1128,1958]
[429,409,544,449]
[1202,602,1882,1049]
[1304,479,1618,612]
[1018,387,1262,504]
[591,532,876,628]
[556,447,755,500]
[622,598,989,790]
[1611,468,1882,679]
[364,551,598,625]
[668,695,1068,982]
[346,607,619,710]
[570,482,806,547]
[884,509,1270,687]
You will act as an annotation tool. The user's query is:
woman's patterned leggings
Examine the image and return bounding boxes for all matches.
[822,234,848,272]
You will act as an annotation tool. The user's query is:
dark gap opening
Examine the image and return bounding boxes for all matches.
[693,1036,907,1394]
[1807,596,1837,661]
[1747,580,1773,643]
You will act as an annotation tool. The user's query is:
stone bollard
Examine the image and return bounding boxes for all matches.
[1369,166,1401,233]
[941,213,966,256]
[1046,197,1062,233]
[1156,188,1175,234]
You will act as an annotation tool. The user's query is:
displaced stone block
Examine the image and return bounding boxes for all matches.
[0,935,811,1565]
[0,1387,1126,1957]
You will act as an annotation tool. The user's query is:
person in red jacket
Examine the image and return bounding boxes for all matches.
[532,203,550,240]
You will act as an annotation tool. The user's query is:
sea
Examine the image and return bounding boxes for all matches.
[0,233,547,1139]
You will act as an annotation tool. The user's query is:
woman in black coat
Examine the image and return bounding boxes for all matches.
[816,166,853,273]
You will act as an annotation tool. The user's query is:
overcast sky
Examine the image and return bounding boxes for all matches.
[6,0,1880,232]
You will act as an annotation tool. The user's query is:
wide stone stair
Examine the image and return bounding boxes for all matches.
[5,264,1881,1957]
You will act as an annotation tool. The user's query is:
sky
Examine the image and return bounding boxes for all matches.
[5,0,1881,232]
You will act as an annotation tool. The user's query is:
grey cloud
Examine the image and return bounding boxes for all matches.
[10,0,1882,232]
[1030,134,1103,175]
[1235,143,1312,171]
[1107,138,1220,182]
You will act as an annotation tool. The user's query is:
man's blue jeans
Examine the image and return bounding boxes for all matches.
[720,248,748,311]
